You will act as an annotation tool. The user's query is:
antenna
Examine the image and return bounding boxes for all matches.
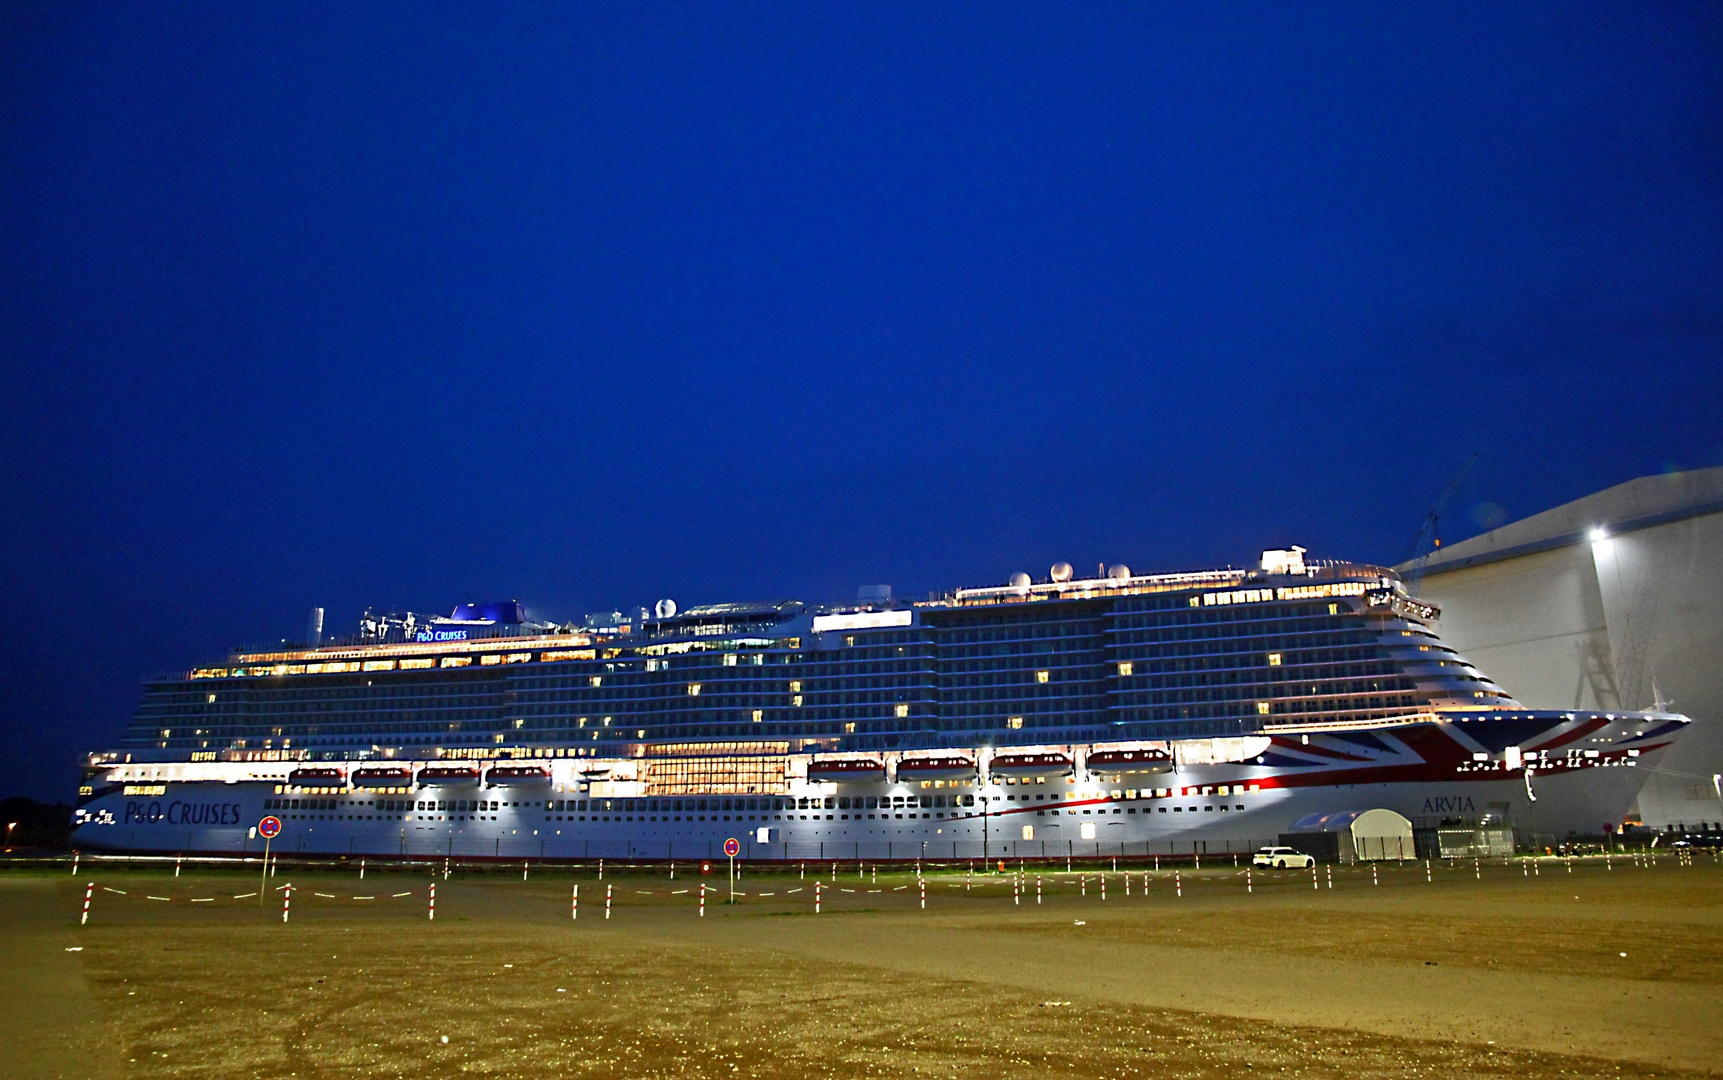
[1402,451,1478,597]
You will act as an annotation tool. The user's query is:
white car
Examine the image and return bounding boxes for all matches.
[1252,846,1315,869]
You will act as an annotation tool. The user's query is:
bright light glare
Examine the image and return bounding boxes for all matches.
[1589,527,1609,542]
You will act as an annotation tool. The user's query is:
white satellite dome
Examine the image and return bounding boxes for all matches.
[1050,561,1074,582]
[1108,564,1131,581]
[1008,572,1031,592]
[654,598,677,619]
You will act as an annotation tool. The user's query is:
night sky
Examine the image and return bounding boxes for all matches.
[2,5,1719,801]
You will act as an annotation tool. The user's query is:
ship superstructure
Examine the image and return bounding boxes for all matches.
[73,548,1688,860]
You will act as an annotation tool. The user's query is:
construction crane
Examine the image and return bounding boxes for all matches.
[1401,451,1478,597]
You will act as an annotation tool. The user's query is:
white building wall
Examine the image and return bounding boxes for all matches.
[1404,468,1723,830]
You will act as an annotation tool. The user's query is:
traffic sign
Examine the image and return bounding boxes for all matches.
[723,837,740,858]
[258,816,282,839]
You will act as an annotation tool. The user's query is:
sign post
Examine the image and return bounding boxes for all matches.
[257,816,282,906]
[724,837,740,904]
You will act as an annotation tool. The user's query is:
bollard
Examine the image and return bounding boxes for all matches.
[1175,870,1182,898]
[1313,866,1319,891]
[1067,856,1072,873]
[1037,875,1043,904]
[1474,858,1481,880]
[428,883,435,921]
[1426,859,1432,884]
[1154,855,1159,872]
[800,862,805,880]
[920,879,926,910]
[1326,865,1332,890]
[1195,853,1201,871]
[815,881,821,914]
[71,852,79,876]
[834,863,839,882]
[872,864,877,884]
[1566,854,1572,874]
[524,861,530,881]
[1112,857,1117,872]
[572,884,578,921]
[81,882,93,925]
[1081,874,1086,897]
[1247,866,1253,893]
[283,883,292,923]
[1372,864,1379,886]
[599,859,604,880]
[1523,858,1528,878]
[700,884,706,918]
[1143,869,1148,894]
[967,865,971,891]
[175,855,182,878]
[361,858,366,880]
[444,857,450,881]
[1101,875,1107,901]
[1014,877,1020,906]
[1125,872,1131,898]
[606,884,612,920]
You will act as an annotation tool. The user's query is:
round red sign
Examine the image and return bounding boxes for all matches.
[723,837,740,858]
[258,815,282,839]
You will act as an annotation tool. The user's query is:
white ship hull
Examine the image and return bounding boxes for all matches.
[72,711,1685,861]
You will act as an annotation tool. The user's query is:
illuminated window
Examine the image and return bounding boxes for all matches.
[844,722,856,734]
[602,717,612,727]
[590,676,603,687]
[894,703,909,718]
[206,693,217,704]
[1117,662,1133,677]
[1035,670,1050,684]
[688,683,702,696]
[512,719,525,728]
[723,654,737,667]
[1007,716,1023,730]
[789,680,801,693]
[792,695,803,707]
[752,710,763,723]
[1267,653,1282,666]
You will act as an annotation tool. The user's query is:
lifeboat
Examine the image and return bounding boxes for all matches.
[806,757,886,782]
[286,767,346,787]
[988,751,1073,778]
[1084,747,1173,774]
[895,755,975,781]
[350,766,414,788]
[417,765,481,786]
[485,764,551,786]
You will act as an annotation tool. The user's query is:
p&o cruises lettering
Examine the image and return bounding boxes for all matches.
[122,800,243,826]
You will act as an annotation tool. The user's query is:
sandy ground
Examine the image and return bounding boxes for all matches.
[2,856,1718,1079]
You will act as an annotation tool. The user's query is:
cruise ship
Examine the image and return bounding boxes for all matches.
[72,548,1689,862]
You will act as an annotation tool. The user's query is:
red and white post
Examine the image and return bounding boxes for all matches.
[428,882,435,921]
[700,884,706,918]
[80,882,93,925]
[815,881,821,914]
[283,883,292,923]
[605,884,612,920]
[572,884,578,920]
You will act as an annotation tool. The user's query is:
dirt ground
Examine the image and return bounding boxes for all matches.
[2,856,1719,1079]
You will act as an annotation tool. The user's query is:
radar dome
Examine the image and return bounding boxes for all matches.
[1008,572,1031,592]
[654,598,677,619]
[1108,564,1131,581]
[1050,561,1074,582]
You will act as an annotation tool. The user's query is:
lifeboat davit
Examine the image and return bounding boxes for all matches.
[287,767,346,787]
[806,757,886,782]
[417,765,481,786]
[486,764,551,786]
[1085,747,1173,773]
[988,751,1073,778]
[895,755,975,781]
[350,766,414,788]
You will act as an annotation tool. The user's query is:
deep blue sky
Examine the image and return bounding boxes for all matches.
[2,4,1719,800]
